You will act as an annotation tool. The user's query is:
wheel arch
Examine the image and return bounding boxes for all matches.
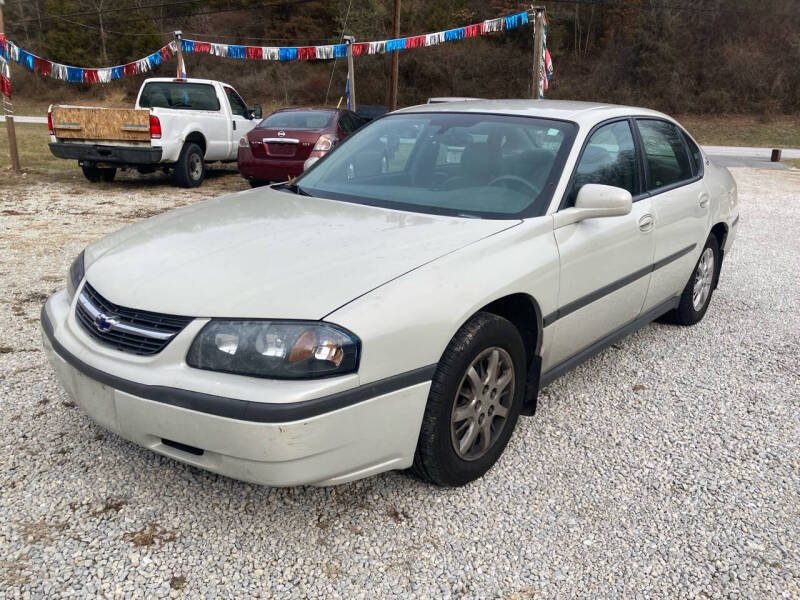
[183,131,207,156]
[477,292,543,415]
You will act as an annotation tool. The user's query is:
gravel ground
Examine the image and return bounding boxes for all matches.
[1,166,799,599]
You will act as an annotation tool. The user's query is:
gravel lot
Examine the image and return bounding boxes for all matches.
[1,166,798,599]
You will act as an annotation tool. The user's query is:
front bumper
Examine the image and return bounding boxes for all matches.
[41,290,431,486]
[49,142,163,165]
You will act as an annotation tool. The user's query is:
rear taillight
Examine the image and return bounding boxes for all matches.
[238,136,250,149]
[47,110,54,135]
[149,114,162,139]
[313,134,337,152]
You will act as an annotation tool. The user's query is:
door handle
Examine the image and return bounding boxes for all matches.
[699,194,709,208]
[638,214,655,232]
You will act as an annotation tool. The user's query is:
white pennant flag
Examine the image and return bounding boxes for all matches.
[263,47,279,60]
[6,41,19,62]
[97,68,112,83]
[483,18,503,33]
[316,45,335,60]
[425,32,446,46]
[368,41,386,55]
[211,44,228,57]
[51,63,68,80]
[136,58,150,74]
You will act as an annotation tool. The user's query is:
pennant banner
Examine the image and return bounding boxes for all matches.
[0,10,534,84]
[1,56,11,100]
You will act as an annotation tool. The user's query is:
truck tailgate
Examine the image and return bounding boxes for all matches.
[51,106,151,143]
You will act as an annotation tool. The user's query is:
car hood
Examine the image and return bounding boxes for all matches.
[84,188,520,319]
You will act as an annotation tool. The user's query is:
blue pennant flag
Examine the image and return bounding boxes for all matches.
[279,47,298,61]
[227,45,246,59]
[444,28,465,42]
[67,67,84,82]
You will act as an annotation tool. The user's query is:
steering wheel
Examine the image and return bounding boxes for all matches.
[488,175,540,196]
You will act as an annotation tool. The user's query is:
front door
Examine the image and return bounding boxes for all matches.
[545,119,655,371]
[225,86,257,158]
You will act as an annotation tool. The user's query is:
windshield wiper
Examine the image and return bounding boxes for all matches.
[275,182,311,196]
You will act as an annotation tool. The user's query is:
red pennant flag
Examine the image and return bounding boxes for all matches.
[298,46,316,60]
[195,42,212,53]
[245,46,263,60]
[123,63,137,77]
[34,57,52,76]
[160,46,172,61]
[464,24,481,38]
[1,75,10,99]
[351,43,369,56]
[84,69,99,84]
[406,35,426,48]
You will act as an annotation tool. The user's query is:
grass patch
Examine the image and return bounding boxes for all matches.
[783,159,800,169]
[0,121,75,181]
[677,114,800,148]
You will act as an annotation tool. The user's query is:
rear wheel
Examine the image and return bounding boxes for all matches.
[81,165,116,183]
[411,312,526,486]
[664,234,720,325]
[173,143,205,188]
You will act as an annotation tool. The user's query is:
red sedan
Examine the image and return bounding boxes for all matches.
[238,108,368,186]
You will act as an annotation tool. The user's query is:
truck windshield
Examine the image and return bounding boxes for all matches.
[259,110,334,129]
[139,82,220,111]
[293,112,577,219]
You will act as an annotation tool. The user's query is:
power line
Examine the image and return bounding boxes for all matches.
[542,0,800,18]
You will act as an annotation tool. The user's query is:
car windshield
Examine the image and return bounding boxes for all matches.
[139,82,220,111]
[259,110,335,129]
[293,112,576,218]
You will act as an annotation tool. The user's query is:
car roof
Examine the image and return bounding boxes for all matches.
[395,99,671,127]
[144,77,229,86]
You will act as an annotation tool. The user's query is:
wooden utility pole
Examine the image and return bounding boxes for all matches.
[343,36,356,112]
[0,0,20,173]
[388,0,400,111]
[174,30,186,78]
[531,6,546,99]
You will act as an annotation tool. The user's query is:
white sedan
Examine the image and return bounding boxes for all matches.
[41,100,739,487]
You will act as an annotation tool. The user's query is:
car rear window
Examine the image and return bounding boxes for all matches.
[139,82,220,111]
[259,111,334,129]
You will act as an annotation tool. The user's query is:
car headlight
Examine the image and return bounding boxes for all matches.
[186,320,360,379]
[66,250,85,302]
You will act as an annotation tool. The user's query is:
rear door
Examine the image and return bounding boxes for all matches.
[635,119,710,312]
[546,119,655,371]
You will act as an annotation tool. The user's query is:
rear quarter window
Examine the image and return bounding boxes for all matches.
[139,82,221,111]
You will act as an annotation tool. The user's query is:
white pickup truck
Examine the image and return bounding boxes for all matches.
[48,78,262,187]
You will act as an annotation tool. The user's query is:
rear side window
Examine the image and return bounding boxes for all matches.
[681,130,704,176]
[565,120,640,206]
[637,119,694,190]
[139,82,220,111]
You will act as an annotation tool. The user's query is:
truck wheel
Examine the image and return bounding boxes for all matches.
[174,143,205,188]
[82,165,116,183]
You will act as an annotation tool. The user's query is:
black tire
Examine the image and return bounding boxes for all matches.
[248,179,267,188]
[173,143,205,188]
[664,234,720,326]
[411,312,527,487]
[81,165,116,183]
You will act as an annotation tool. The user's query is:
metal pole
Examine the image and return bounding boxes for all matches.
[388,0,400,111]
[343,36,356,112]
[531,7,545,100]
[0,0,21,173]
[173,30,186,78]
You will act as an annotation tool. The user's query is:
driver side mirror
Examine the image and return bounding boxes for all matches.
[251,104,262,120]
[553,184,632,228]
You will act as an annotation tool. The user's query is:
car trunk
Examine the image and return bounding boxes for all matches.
[248,128,322,161]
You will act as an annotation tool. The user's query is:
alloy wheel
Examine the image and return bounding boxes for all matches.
[450,347,515,461]
[692,247,715,311]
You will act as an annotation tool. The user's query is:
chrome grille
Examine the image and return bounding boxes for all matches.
[75,283,193,355]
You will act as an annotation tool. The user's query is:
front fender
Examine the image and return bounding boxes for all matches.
[325,217,559,385]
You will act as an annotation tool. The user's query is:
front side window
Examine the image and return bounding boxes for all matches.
[637,119,694,190]
[293,113,576,219]
[139,82,220,111]
[225,87,249,118]
[565,120,640,206]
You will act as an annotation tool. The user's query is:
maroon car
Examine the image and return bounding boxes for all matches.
[238,108,367,186]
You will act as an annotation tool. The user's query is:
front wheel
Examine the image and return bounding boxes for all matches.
[173,143,205,188]
[411,312,526,487]
[665,234,720,325]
